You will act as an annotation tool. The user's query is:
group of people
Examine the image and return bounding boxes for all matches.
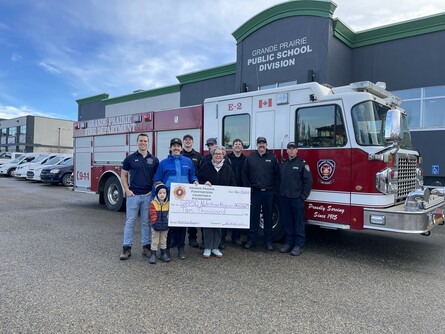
[119,132,312,264]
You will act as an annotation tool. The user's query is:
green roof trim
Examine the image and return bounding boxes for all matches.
[103,84,181,105]
[334,12,445,48]
[177,63,237,85]
[76,93,109,105]
[233,0,336,43]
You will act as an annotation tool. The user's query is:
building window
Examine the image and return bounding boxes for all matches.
[393,85,445,130]
[19,125,26,143]
[8,127,17,144]
[222,114,250,148]
[0,128,5,145]
[296,104,346,147]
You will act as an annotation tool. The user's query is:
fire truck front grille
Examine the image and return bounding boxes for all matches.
[396,154,417,202]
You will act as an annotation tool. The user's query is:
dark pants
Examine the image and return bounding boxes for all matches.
[248,189,274,244]
[221,228,241,242]
[188,227,198,241]
[279,196,305,248]
[167,227,186,249]
[203,228,221,249]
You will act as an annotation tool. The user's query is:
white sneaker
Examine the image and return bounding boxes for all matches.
[211,249,223,258]
[203,249,211,258]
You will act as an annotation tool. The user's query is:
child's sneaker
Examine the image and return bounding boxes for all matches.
[211,249,223,258]
[203,249,211,258]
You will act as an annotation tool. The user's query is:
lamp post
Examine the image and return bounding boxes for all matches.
[58,128,61,153]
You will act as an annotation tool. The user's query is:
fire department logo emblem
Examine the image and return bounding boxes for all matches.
[173,185,186,199]
[317,160,335,183]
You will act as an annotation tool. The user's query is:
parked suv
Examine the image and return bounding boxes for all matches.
[41,157,74,186]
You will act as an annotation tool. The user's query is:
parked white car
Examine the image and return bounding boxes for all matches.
[0,153,41,177]
[0,152,23,165]
[14,153,61,179]
[26,154,72,181]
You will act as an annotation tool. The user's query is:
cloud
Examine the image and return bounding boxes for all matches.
[21,0,287,98]
[11,52,23,62]
[0,105,41,119]
[333,0,445,30]
[38,61,62,74]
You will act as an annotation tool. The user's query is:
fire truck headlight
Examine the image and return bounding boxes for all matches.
[375,168,398,194]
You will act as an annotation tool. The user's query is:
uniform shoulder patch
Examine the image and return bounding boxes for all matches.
[305,164,310,172]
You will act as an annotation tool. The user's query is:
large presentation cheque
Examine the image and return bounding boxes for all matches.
[169,182,251,229]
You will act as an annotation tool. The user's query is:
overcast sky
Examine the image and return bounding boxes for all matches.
[1,0,445,121]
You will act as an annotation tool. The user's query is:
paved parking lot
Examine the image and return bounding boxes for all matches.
[1,177,445,333]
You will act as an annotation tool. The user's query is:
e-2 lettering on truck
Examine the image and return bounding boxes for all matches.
[73,81,445,240]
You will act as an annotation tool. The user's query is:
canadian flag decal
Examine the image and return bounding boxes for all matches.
[258,98,272,108]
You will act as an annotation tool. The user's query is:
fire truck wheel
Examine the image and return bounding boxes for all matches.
[104,176,124,212]
[258,200,284,243]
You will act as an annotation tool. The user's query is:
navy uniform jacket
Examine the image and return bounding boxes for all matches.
[279,156,312,200]
[122,151,159,195]
[242,150,279,191]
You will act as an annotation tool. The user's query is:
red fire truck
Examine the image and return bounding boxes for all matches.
[73,81,445,240]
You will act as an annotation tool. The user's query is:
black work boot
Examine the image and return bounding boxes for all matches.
[160,249,170,262]
[165,247,171,258]
[178,247,186,259]
[119,246,131,260]
[149,251,157,264]
[142,244,151,257]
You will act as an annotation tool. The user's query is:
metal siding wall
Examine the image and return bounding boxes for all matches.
[78,100,106,121]
[411,130,445,181]
[352,30,445,90]
[327,33,353,87]
[180,75,236,107]
[105,92,180,117]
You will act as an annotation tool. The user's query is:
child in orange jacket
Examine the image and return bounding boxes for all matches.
[149,182,170,264]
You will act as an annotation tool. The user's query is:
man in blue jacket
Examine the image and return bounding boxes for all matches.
[153,138,198,259]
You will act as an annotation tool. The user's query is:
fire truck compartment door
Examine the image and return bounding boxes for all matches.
[74,136,92,191]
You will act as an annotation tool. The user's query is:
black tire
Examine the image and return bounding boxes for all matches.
[103,176,125,212]
[61,173,73,187]
[257,198,284,242]
[7,168,16,177]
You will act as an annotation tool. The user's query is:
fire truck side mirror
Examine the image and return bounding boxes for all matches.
[384,109,402,144]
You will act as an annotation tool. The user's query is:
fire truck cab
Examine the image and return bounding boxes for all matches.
[74,81,445,240]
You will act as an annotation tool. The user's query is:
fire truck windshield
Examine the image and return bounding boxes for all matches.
[352,101,413,149]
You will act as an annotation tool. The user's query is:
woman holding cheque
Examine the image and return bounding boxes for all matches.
[197,145,236,258]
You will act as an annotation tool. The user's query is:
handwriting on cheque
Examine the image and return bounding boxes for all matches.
[169,183,251,229]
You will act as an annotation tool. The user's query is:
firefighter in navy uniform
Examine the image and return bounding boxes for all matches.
[278,142,312,256]
[242,136,279,251]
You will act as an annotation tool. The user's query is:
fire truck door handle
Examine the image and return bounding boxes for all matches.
[280,134,288,162]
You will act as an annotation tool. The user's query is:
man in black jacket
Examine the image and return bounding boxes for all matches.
[223,138,246,246]
[242,136,279,251]
[182,134,203,248]
[278,142,312,256]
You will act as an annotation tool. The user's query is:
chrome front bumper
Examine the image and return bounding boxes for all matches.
[363,195,445,234]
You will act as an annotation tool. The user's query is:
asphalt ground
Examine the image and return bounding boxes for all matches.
[1,177,445,333]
